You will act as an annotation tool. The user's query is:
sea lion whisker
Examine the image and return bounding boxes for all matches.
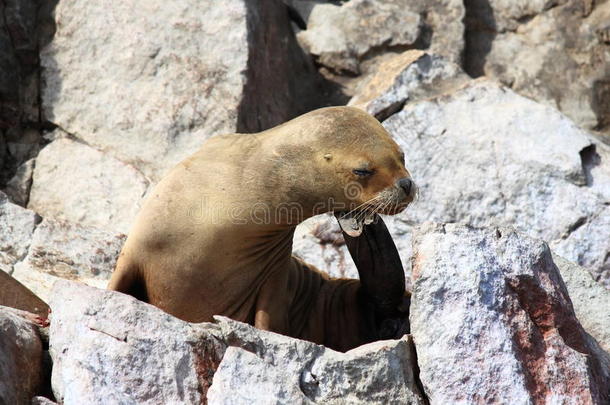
[340,196,383,219]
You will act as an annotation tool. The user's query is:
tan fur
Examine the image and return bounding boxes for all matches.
[108,106,413,351]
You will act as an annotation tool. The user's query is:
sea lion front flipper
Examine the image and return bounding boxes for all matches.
[334,212,408,338]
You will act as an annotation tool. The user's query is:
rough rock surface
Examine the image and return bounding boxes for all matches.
[294,0,464,75]
[297,70,610,288]
[349,50,468,121]
[465,0,610,137]
[296,0,421,74]
[554,254,610,355]
[3,157,35,206]
[0,190,39,274]
[384,78,610,285]
[410,223,610,404]
[49,280,425,405]
[28,134,149,234]
[41,0,321,182]
[12,217,125,302]
[0,306,44,405]
[208,334,421,405]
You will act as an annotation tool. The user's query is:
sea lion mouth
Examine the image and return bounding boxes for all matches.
[336,210,377,237]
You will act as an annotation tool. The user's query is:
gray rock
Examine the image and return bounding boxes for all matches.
[410,223,610,404]
[3,157,35,206]
[0,306,44,405]
[382,79,610,286]
[298,78,610,288]
[49,280,425,404]
[208,334,423,405]
[41,0,320,182]
[28,135,149,234]
[554,254,610,355]
[0,191,39,274]
[349,50,469,121]
[31,397,57,405]
[12,217,125,302]
[295,0,464,75]
[465,0,610,139]
[296,0,421,74]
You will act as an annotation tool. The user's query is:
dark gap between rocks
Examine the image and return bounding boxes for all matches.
[579,144,601,187]
[462,0,497,78]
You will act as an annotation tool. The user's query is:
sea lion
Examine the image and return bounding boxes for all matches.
[108,106,415,351]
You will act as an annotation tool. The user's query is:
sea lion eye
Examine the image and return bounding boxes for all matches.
[353,168,374,177]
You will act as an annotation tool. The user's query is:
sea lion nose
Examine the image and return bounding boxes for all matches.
[397,177,412,195]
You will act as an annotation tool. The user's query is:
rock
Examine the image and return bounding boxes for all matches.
[296,0,422,75]
[41,0,320,182]
[348,50,469,121]
[293,214,357,279]
[12,217,125,302]
[0,270,49,317]
[0,306,44,405]
[464,0,610,138]
[31,397,57,405]
[410,223,610,404]
[3,157,35,206]
[49,280,224,404]
[28,135,149,234]
[297,78,610,288]
[554,254,610,355]
[208,333,423,405]
[0,190,39,274]
[381,79,610,286]
[295,0,464,76]
[49,280,425,404]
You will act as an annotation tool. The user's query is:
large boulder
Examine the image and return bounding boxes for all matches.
[41,0,321,183]
[49,280,425,404]
[28,134,149,234]
[12,217,125,302]
[410,223,610,403]
[464,0,610,139]
[0,306,44,405]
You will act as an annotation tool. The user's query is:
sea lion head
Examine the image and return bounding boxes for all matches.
[269,106,416,230]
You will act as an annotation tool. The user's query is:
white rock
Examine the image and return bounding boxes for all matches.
[297,0,421,74]
[297,77,610,288]
[209,335,423,405]
[49,280,223,405]
[554,254,610,355]
[41,0,317,182]
[12,217,125,302]
[382,79,610,286]
[0,306,43,405]
[296,0,464,75]
[410,223,610,404]
[49,280,425,404]
[466,1,610,135]
[28,135,148,234]
[349,51,469,120]
[0,191,39,274]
